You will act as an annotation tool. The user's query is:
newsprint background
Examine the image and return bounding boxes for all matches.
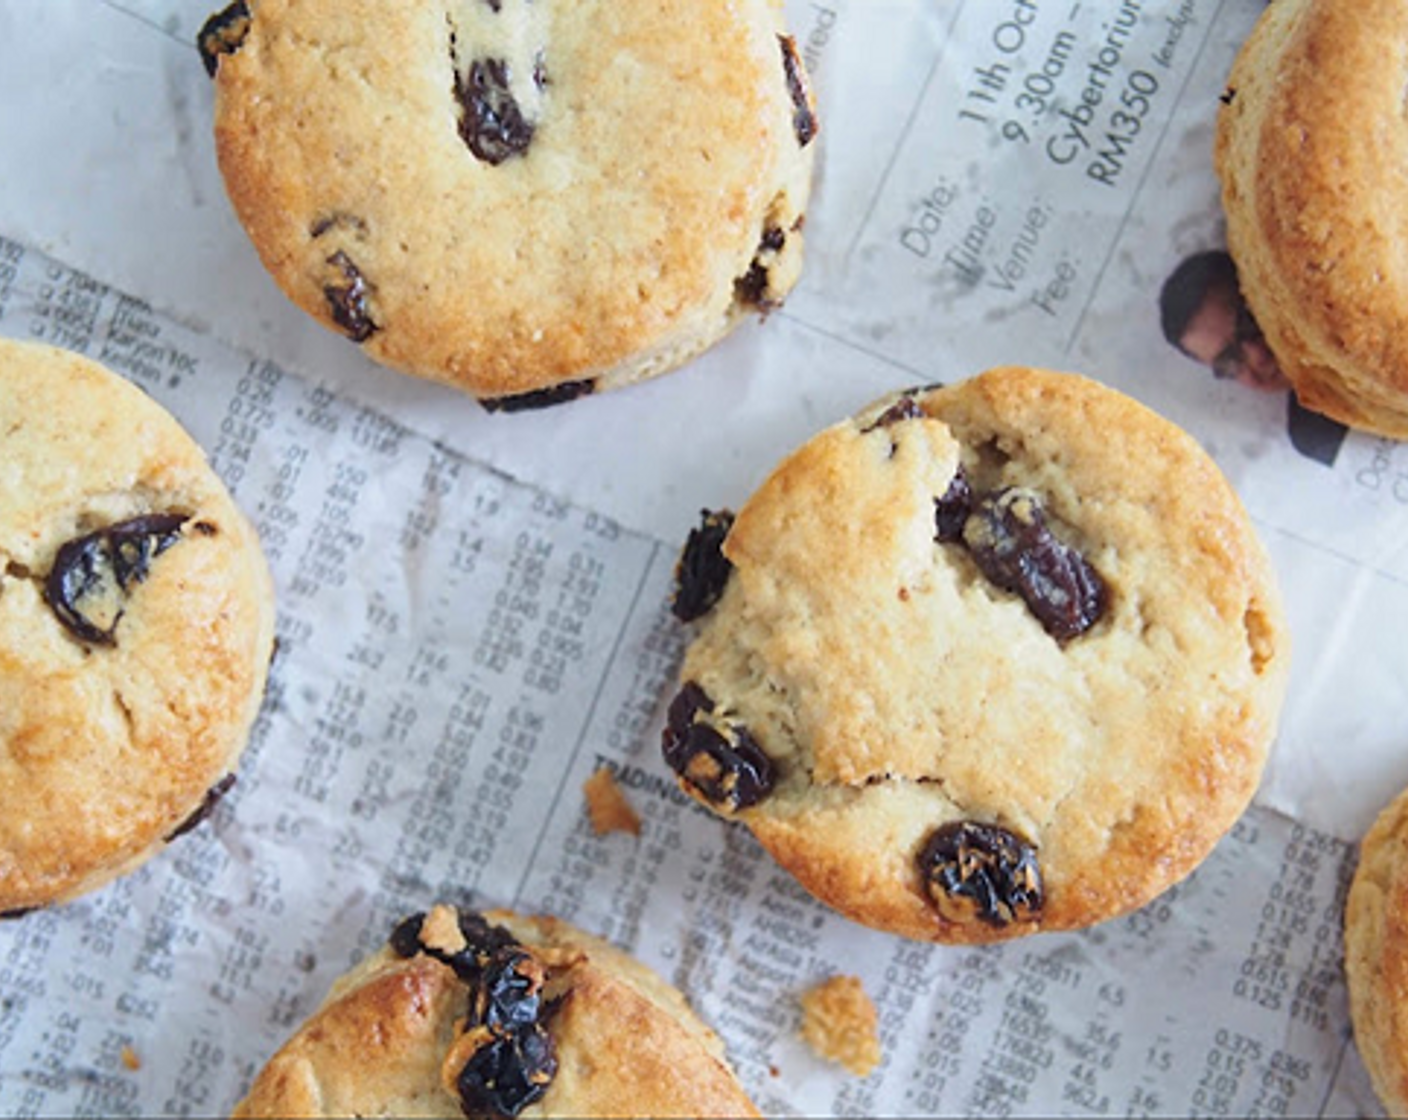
[0,1,1404,1115]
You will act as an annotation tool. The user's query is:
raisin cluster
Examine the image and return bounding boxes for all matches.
[391,910,560,1118]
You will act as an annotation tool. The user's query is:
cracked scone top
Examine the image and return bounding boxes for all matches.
[1215,0,1408,437]
[664,367,1290,944]
[200,0,816,410]
[1345,786,1408,1117]
[233,905,760,1119]
[0,340,275,912]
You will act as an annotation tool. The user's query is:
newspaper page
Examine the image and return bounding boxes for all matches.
[0,0,1402,1116]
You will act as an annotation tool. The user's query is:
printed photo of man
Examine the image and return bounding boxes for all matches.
[1158,249,1347,467]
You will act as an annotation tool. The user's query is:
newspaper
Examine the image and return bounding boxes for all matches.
[0,0,1400,1115]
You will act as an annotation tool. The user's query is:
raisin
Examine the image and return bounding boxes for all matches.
[44,513,187,646]
[389,912,428,959]
[165,774,237,841]
[779,35,817,147]
[933,467,973,543]
[734,226,789,313]
[196,1,250,78]
[0,907,37,921]
[667,680,715,736]
[324,251,377,342]
[455,1022,557,1118]
[918,821,1042,928]
[457,58,535,165]
[962,487,1106,641]
[862,395,922,433]
[671,510,734,622]
[479,379,595,413]
[734,262,773,311]
[469,948,544,1033]
[661,684,775,811]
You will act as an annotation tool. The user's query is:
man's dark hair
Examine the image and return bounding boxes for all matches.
[1158,249,1239,353]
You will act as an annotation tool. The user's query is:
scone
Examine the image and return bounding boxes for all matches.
[1216,0,1408,438]
[1346,786,1408,1117]
[663,367,1289,944]
[198,0,817,411]
[233,904,759,1118]
[0,339,275,913]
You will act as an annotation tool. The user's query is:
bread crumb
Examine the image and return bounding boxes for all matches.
[583,767,641,837]
[799,975,881,1077]
[120,1046,141,1071]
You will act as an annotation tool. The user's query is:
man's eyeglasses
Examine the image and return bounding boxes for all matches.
[1211,303,1264,382]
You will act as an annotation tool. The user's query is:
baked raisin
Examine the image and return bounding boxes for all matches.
[480,379,595,413]
[196,1,250,78]
[734,262,773,311]
[468,948,543,1033]
[962,487,1106,641]
[779,34,817,147]
[454,1022,557,1118]
[862,395,922,433]
[918,821,1042,927]
[662,685,775,810]
[933,468,973,543]
[671,510,734,622]
[457,58,534,165]
[389,912,428,959]
[45,513,186,646]
[734,226,788,313]
[0,907,36,921]
[667,680,715,736]
[324,251,377,342]
[165,774,237,841]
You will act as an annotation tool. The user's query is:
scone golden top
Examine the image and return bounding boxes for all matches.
[0,339,274,911]
[1216,0,1408,437]
[202,0,816,408]
[664,367,1289,944]
[1346,786,1408,1117]
[233,905,759,1119]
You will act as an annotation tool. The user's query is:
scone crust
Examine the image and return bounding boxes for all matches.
[1347,788,1408,1118]
[1215,0,1408,436]
[677,367,1289,943]
[211,0,814,401]
[233,908,759,1118]
[0,340,275,910]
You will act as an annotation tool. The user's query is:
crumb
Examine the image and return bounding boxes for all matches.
[583,767,641,837]
[799,975,881,1077]
[121,1046,141,1071]
[769,1064,780,1078]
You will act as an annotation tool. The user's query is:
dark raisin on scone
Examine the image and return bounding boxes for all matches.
[671,510,736,622]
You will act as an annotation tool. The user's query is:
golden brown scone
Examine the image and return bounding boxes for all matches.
[0,339,275,912]
[1346,786,1408,1117]
[199,0,816,410]
[798,976,881,1078]
[234,905,759,1118]
[663,368,1290,944]
[1216,0,1408,437]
